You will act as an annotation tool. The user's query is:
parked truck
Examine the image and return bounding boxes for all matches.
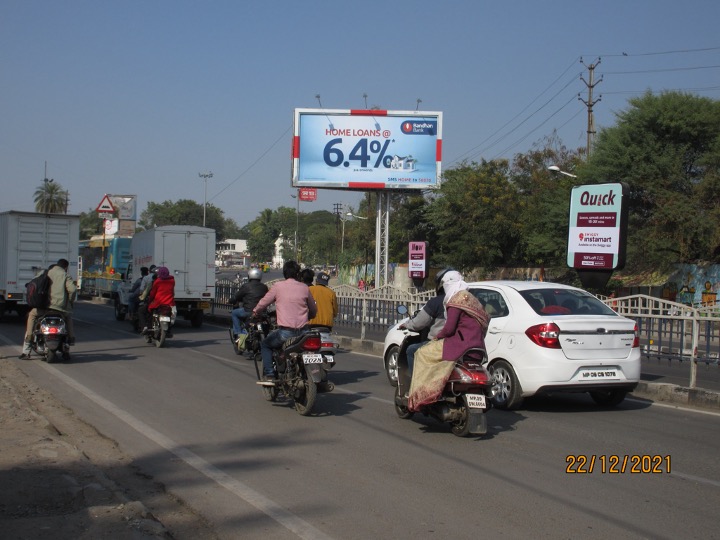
[0,211,80,319]
[113,226,216,327]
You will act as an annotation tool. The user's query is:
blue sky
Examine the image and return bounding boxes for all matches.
[2,1,718,228]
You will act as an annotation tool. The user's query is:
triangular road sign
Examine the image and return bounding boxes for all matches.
[96,195,115,213]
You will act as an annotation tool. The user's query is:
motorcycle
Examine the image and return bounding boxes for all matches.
[229,306,276,357]
[393,309,497,437]
[144,305,175,348]
[30,311,71,363]
[254,329,337,416]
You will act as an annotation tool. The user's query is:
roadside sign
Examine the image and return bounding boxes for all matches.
[298,188,317,201]
[98,212,113,219]
[96,195,115,213]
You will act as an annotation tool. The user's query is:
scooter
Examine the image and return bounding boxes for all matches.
[393,328,497,437]
[30,311,71,363]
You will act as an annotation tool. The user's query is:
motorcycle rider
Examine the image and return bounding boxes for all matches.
[231,268,268,342]
[308,272,338,330]
[19,260,77,359]
[127,266,149,321]
[407,270,490,412]
[252,260,317,384]
[140,266,175,335]
[398,267,454,373]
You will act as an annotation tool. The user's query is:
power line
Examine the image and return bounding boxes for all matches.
[587,45,720,58]
[605,65,720,75]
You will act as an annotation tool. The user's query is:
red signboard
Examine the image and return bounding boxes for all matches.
[298,188,317,202]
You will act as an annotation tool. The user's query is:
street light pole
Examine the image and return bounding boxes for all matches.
[198,171,213,226]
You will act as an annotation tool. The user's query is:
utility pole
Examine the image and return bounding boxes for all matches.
[579,57,602,159]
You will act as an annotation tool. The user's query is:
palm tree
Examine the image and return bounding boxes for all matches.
[34,179,69,213]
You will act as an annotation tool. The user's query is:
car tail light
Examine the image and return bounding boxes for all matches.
[633,323,639,348]
[525,323,561,348]
[302,336,321,351]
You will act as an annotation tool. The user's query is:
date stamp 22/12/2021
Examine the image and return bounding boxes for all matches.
[566,455,671,474]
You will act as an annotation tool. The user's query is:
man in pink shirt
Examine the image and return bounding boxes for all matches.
[253,260,317,382]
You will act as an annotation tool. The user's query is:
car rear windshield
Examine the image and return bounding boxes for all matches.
[520,289,616,316]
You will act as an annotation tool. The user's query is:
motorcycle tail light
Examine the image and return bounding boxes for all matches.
[525,322,561,348]
[451,365,490,384]
[302,336,321,351]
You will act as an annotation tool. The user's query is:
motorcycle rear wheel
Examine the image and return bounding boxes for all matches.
[293,378,317,416]
[450,405,472,437]
[155,328,167,348]
[46,348,57,364]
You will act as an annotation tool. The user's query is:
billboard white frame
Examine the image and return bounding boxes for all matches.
[292,108,443,191]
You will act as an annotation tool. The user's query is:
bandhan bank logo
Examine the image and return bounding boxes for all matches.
[401,120,436,135]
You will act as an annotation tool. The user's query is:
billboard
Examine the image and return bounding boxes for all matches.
[292,108,442,190]
[567,183,628,271]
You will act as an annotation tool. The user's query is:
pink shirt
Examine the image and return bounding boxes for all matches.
[254,279,317,329]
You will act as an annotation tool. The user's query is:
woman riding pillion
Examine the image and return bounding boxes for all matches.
[407,270,490,412]
[140,266,175,335]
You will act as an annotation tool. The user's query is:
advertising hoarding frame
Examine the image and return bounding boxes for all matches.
[292,108,443,191]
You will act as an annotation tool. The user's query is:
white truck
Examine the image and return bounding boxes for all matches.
[0,211,80,319]
[114,226,216,327]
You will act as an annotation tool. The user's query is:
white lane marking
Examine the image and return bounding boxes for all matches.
[670,471,720,488]
[625,397,720,418]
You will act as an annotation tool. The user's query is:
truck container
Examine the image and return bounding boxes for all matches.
[0,211,80,319]
[115,226,216,327]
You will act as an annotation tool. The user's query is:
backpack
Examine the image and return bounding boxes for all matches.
[26,270,51,309]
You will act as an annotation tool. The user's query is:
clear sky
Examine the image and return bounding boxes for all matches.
[2,1,718,227]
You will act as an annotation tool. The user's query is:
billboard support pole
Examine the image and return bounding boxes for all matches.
[375,192,390,288]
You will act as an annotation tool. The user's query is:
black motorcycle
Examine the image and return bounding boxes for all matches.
[30,311,71,363]
[394,327,497,437]
[254,330,335,416]
[143,305,174,348]
[230,306,276,356]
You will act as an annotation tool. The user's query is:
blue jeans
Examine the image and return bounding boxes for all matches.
[406,340,428,375]
[261,327,304,377]
[231,307,251,335]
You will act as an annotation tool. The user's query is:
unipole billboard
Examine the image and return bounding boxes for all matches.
[292,108,442,190]
[567,182,629,289]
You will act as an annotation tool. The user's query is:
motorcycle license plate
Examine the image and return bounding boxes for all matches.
[466,393,486,409]
[303,354,324,364]
[159,316,171,322]
[324,355,335,363]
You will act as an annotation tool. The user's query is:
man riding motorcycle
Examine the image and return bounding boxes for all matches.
[231,268,268,343]
[252,260,317,385]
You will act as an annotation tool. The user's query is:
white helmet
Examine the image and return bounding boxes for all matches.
[248,268,262,281]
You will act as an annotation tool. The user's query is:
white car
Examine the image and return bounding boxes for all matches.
[382,281,640,409]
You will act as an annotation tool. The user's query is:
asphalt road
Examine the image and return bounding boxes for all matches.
[1,301,719,539]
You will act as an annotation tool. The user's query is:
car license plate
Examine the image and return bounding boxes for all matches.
[578,368,619,380]
[159,316,171,322]
[466,393,486,409]
[303,354,323,364]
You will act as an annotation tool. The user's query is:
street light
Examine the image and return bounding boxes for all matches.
[290,192,299,259]
[198,171,213,226]
[548,165,577,178]
[340,211,368,253]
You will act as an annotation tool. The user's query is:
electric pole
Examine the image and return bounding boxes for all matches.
[579,57,602,159]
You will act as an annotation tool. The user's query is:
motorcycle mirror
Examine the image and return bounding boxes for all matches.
[397,305,408,316]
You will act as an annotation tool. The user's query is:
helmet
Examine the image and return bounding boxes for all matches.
[248,268,262,281]
[434,267,456,294]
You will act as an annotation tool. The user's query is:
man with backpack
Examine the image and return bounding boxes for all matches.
[19,259,77,359]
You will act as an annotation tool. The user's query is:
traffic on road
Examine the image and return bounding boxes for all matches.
[0,300,719,539]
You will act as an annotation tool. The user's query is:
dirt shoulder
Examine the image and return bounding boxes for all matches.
[0,358,219,540]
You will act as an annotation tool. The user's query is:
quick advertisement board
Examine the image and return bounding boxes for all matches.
[292,108,442,190]
[567,183,628,271]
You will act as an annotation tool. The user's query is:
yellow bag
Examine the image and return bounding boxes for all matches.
[236,333,248,350]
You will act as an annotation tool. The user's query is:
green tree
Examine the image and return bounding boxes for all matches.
[582,91,720,268]
[78,209,104,240]
[34,180,69,213]
[138,199,241,240]
[425,160,522,270]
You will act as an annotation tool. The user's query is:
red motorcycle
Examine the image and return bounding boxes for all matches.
[393,327,497,437]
